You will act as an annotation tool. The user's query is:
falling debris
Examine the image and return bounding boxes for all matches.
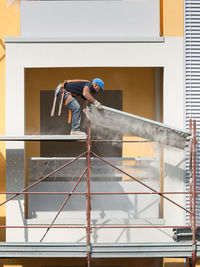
[86,105,190,150]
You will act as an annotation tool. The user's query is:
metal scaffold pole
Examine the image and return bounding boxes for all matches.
[189,119,193,226]
[192,120,197,267]
[86,120,91,267]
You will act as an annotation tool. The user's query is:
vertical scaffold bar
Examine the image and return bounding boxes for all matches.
[189,119,193,225]
[86,120,91,267]
[192,120,197,267]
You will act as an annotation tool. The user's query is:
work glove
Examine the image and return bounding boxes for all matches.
[94,100,103,110]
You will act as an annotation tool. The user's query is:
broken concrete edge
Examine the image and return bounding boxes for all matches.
[100,106,190,137]
[86,105,191,149]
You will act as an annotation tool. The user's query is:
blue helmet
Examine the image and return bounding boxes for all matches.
[92,78,104,92]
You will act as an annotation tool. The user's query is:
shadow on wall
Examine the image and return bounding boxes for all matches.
[164,146,185,182]
[28,181,160,214]
[164,161,185,182]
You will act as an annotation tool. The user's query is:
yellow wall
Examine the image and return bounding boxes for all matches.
[0,0,20,241]
[161,0,184,36]
[196,258,200,267]
[25,67,159,166]
[25,67,157,132]
[25,67,157,135]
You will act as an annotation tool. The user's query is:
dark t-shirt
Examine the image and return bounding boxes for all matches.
[64,81,96,97]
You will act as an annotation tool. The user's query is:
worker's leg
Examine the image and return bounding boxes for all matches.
[66,98,81,131]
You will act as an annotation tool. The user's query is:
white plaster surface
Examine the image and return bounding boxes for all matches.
[20,0,160,38]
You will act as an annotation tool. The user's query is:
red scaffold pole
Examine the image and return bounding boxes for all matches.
[189,119,193,225]
[192,120,197,267]
[86,120,91,267]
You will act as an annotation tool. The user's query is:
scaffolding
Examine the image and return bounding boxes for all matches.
[0,119,198,267]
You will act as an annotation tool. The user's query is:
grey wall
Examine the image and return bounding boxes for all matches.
[27,181,160,223]
[20,0,160,38]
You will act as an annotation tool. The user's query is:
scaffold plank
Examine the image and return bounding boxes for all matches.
[0,135,87,141]
[0,242,196,258]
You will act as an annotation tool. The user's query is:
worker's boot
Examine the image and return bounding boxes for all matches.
[70,130,86,135]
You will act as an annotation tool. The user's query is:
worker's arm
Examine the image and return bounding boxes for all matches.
[83,86,96,103]
[83,86,103,110]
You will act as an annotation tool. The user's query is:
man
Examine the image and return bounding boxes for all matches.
[51,78,104,135]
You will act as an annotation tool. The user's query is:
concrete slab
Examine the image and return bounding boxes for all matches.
[86,105,190,149]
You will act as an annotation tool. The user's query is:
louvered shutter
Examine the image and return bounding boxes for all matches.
[185,0,200,224]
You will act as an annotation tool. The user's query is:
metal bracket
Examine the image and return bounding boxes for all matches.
[192,244,197,251]
[87,245,92,253]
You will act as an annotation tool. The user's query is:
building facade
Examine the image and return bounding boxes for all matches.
[0,0,197,266]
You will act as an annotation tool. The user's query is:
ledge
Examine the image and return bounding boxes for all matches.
[4,36,165,44]
[0,135,87,141]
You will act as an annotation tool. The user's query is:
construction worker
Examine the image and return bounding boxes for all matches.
[51,78,104,135]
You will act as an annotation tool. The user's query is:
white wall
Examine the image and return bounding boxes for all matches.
[5,37,185,242]
[20,0,160,38]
